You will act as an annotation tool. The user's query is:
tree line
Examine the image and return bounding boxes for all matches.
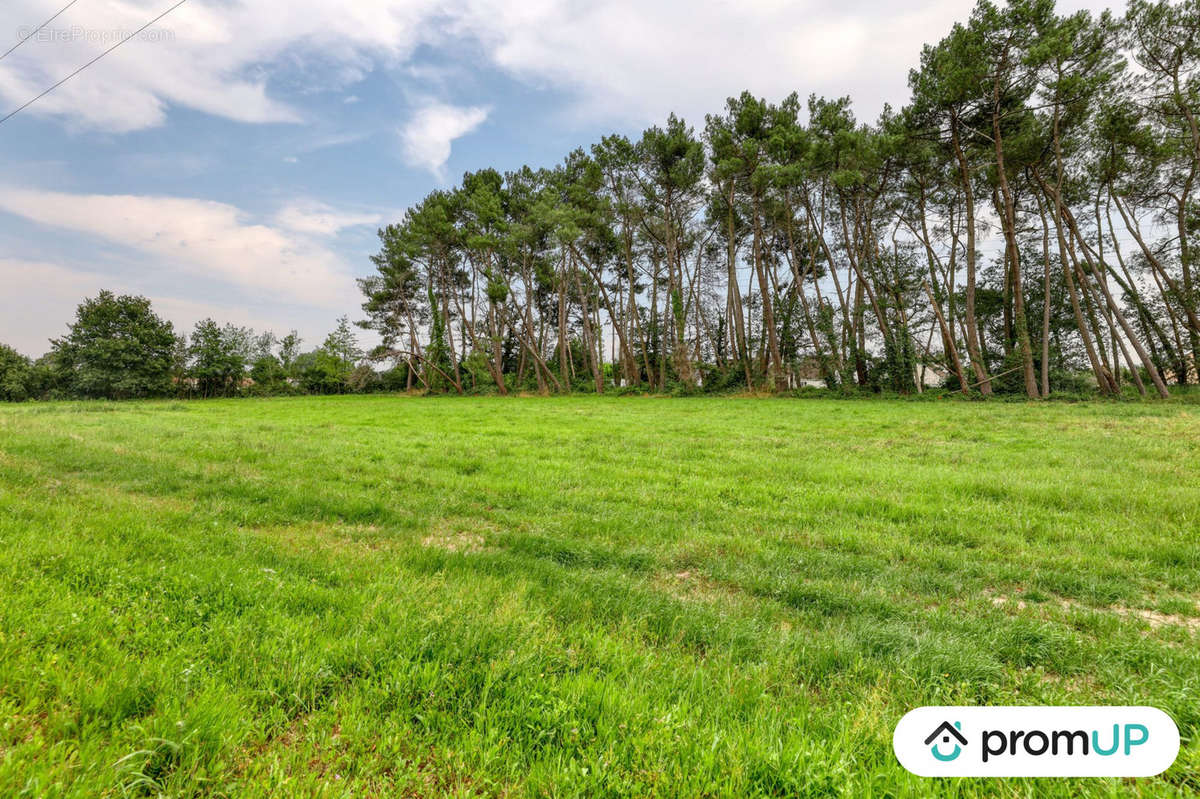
[2,0,1196,403]
[359,0,1200,397]
[0,291,399,401]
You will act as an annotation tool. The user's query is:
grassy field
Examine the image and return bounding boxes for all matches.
[0,395,1197,797]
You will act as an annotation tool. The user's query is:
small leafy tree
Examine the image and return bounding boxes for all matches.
[249,354,287,391]
[188,319,248,397]
[51,291,178,399]
[279,331,302,378]
[0,344,32,402]
[322,316,362,376]
[299,351,345,394]
[299,318,364,394]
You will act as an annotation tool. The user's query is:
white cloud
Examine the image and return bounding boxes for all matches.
[0,0,303,131]
[451,0,1119,125]
[399,102,489,178]
[274,200,382,236]
[0,187,363,309]
[0,0,439,131]
[0,0,1118,136]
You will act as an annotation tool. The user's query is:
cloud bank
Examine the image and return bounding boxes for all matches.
[1,0,1116,133]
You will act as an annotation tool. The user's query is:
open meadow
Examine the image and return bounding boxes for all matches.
[0,395,1198,797]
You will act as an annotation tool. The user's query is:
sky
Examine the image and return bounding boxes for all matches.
[0,0,1117,357]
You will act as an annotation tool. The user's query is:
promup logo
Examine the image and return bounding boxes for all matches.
[895,707,1179,777]
[924,721,967,762]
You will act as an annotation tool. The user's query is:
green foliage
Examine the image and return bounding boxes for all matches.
[321,316,362,376]
[248,355,288,391]
[0,344,32,402]
[278,331,302,375]
[424,286,453,392]
[187,319,249,398]
[346,363,381,393]
[460,350,495,392]
[294,317,367,395]
[50,291,178,400]
[299,350,346,394]
[378,363,413,392]
[879,328,919,395]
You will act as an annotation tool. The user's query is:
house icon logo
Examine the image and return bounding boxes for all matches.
[924,721,967,762]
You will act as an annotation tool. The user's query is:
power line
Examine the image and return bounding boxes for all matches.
[0,0,187,128]
[0,0,83,63]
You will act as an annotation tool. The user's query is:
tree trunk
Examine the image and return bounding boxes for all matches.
[950,114,992,394]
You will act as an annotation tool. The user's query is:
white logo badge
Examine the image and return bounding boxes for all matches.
[894,706,1180,777]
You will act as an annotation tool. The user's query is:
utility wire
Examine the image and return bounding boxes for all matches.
[0,0,187,127]
[0,0,83,63]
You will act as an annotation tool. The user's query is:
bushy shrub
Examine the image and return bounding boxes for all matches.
[378,364,413,392]
[0,344,32,402]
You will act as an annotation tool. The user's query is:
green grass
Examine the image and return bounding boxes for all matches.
[0,395,1197,797]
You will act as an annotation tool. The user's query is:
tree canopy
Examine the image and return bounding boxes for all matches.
[360,0,1200,397]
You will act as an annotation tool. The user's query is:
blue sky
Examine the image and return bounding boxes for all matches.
[0,0,1113,356]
